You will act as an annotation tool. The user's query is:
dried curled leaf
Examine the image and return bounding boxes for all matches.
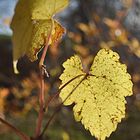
[59,49,133,140]
[11,0,68,61]
[26,20,65,61]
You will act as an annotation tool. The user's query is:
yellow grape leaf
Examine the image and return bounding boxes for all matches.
[31,0,69,19]
[11,0,68,61]
[59,49,133,140]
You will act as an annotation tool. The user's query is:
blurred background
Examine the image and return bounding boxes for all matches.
[0,0,140,140]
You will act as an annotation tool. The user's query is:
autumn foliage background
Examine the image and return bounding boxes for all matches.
[0,0,140,140]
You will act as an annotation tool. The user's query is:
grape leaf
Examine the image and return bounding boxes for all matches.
[26,20,65,61]
[10,0,68,61]
[31,0,69,19]
[59,49,133,140]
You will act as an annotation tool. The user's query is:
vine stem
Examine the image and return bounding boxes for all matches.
[40,74,88,137]
[35,20,54,138]
[0,117,30,140]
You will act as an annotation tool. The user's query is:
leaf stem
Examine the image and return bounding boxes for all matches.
[40,74,88,137]
[0,117,30,140]
[39,20,54,67]
[44,74,85,110]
